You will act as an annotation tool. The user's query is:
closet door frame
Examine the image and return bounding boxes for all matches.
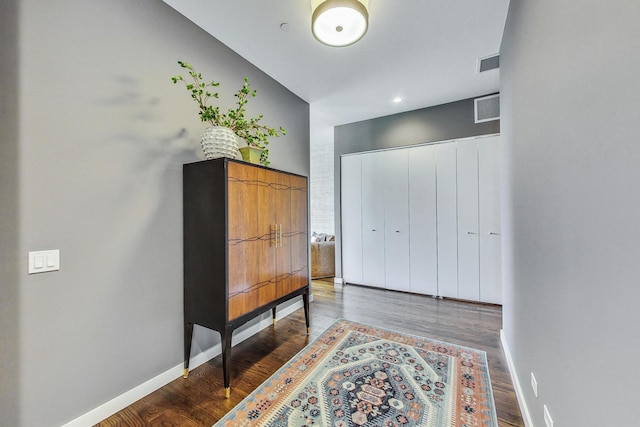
[338,134,500,303]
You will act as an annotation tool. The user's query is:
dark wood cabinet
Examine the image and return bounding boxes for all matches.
[183,158,309,397]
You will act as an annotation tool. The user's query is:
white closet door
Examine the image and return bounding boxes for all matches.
[457,139,480,301]
[361,151,386,288]
[408,145,438,295]
[479,136,502,303]
[341,155,363,284]
[384,149,410,292]
[436,142,458,298]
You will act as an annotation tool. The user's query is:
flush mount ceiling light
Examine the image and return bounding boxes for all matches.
[311,0,369,47]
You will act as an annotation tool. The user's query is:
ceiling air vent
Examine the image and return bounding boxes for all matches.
[477,54,500,73]
[475,94,500,123]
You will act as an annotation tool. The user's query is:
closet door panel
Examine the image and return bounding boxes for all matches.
[408,145,438,296]
[457,139,480,301]
[479,136,502,303]
[436,143,458,298]
[361,151,386,288]
[384,149,410,292]
[341,155,363,284]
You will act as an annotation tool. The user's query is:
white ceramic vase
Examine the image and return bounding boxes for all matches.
[200,126,239,159]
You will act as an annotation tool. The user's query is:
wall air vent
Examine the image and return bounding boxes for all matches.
[477,54,500,73]
[474,94,500,123]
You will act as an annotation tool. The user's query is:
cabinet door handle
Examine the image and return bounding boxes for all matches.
[395,230,401,233]
[467,231,478,235]
[372,229,377,232]
[279,224,283,247]
[271,224,277,247]
[489,232,501,236]
[277,224,281,247]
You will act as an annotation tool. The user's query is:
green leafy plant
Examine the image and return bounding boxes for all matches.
[171,60,286,166]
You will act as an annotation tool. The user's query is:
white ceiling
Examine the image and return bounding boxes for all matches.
[162,0,510,126]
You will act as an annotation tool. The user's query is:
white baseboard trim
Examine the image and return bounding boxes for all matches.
[62,299,306,427]
[500,329,534,427]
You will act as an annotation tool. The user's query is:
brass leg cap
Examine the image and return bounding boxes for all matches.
[183,368,189,379]
[306,327,310,334]
[225,387,231,399]
[272,318,276,327]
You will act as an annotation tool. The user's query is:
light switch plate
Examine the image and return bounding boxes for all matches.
[28,250,60,274]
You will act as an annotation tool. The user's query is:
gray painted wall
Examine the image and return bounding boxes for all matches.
[0,0,20,425]
[501,1,640,425]
[333,98,499,277]
[1,1,309,425]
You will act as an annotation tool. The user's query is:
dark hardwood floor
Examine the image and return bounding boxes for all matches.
[97,280,524,426]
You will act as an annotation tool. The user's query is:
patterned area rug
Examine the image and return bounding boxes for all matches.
[215,319,498,426]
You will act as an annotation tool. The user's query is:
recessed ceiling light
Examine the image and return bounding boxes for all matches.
[393,97,402,103]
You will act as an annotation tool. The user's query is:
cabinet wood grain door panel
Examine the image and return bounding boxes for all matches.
[256,168,278,305]
[274,170,292,299]
[228,162,261,320]
[289,174,309,294]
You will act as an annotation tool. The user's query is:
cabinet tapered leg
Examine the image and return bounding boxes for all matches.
[221,328,233,398]
[272,307,277,326]
[302,290,310,334]
[183,322,194,378]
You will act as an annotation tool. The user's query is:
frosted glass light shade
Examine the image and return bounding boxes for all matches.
[312,0,369,47]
